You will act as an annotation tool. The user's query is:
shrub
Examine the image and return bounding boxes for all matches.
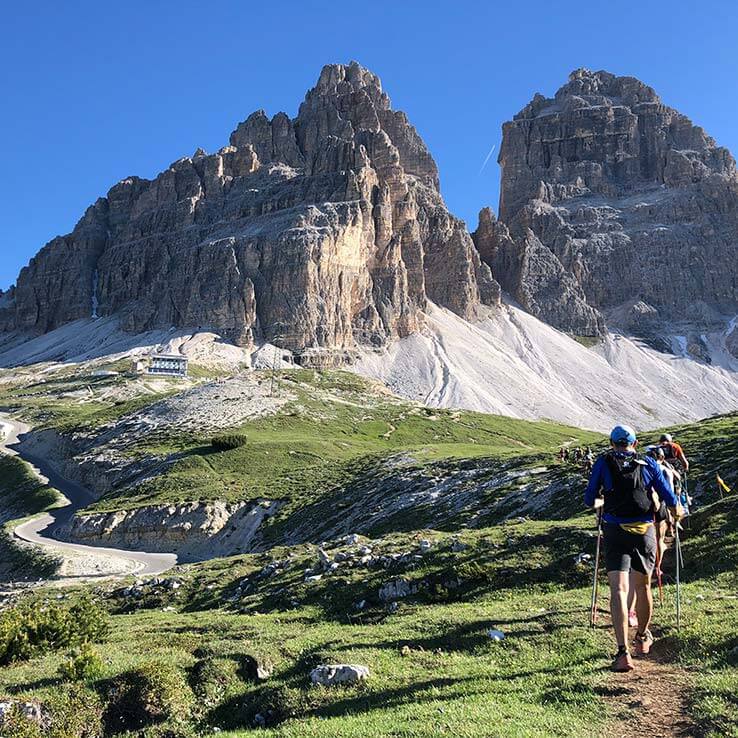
[238,685,306,729]
[0,597,109,666]
[46,683,103,738]
[104,661,194,734]
[190,656,240,710]
[0,598,108,666]
[58,642,104,682]
[67,598,109,644]
[211,434,247,451]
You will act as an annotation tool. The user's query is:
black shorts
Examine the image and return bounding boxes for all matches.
[603,523,657,576]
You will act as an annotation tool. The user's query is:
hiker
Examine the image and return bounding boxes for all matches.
[585,425,681,672]
[584,447,595,473]
[658,433,689,472]
[625,446,682,625]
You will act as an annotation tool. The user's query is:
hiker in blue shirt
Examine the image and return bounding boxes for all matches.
[585,424,681,672]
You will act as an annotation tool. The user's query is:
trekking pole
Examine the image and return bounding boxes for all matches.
[654,516,664,606]
[589,506,603,628]
[683,470,691,529]
[675,522,682,633]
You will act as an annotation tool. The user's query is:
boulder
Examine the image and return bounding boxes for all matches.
[379,577,416,602]
[310,664,370,686]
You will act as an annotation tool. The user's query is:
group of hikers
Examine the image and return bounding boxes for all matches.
[559,445,596,472]
[584,425,690,672]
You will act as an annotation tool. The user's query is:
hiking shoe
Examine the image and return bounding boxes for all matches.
[635,630,654,656]
[628,610,638,628]
[612,650,634,672]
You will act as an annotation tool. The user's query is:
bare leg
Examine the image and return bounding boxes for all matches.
[627,570,636,613]
[608,570,629,648]
[632,570,653,633]
[658,521,668,559]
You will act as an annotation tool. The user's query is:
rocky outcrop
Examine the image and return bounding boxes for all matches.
[2,62,499,355]
[476,68,738,337]
[61,500,279,562]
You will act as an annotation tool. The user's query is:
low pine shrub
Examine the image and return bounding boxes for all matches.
[211,434,248,451]
[58,642,104,681]
[104,661,194,734]
[46,683,103,738]
[0,597,109,666]
[190,656,241,711]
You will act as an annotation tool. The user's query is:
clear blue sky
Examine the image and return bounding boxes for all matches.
[3,0,738,290]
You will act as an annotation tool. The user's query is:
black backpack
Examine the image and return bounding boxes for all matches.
[660,442,677,461]
[603,453,653,518]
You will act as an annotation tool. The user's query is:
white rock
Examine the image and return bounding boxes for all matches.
[310,664,370,686]
[418,539,432,552]
[345,534,360,545]
[379,578,416,602]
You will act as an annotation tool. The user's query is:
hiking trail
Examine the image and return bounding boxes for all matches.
[598,622,696,737]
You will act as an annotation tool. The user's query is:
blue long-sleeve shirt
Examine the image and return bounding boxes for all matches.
[585,453,678,524]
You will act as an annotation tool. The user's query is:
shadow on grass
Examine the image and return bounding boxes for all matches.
[208,630,602,732]
[6,676,63,694]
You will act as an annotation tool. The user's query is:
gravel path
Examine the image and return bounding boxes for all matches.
[1,416,177,581]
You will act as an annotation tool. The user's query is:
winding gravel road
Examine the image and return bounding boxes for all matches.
[1,416,177,578]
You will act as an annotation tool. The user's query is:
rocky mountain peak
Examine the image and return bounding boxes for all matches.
[0,62,496,358]
[480,68,738,343]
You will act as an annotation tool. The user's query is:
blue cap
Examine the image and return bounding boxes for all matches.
[610,424,637,444]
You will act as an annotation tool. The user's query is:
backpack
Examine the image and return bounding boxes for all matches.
[603,453,654,518]
[660,442,677,461]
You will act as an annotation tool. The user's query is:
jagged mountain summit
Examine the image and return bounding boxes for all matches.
[1,64,737,429]
[473,67,738,353]
[0,62,498,358]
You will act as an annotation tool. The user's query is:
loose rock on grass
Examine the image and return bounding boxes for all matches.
[310,664,370,686]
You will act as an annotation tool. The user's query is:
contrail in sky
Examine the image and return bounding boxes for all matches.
[479,144,496,174]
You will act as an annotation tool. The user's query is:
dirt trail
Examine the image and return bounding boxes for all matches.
[598,623,696,738]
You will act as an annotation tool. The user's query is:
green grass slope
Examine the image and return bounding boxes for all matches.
[0,454,62,580]
[85,370,599,517]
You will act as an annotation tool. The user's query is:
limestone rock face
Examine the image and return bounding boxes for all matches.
[478,68,738,336]
[2,62,499,354]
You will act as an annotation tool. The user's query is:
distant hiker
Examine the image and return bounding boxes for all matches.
[658,433,689,472]
[585,425,680,672]
[559,447,567,463]
[584,447,595,473]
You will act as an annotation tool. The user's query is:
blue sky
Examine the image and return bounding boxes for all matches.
[3,0,738,289]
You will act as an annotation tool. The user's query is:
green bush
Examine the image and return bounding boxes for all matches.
[58,642,104,682]
[104,661,194,734]
[211,434,248,451]
[0,597,109,666]
[190,656,241,710]
[46,683,103,738]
